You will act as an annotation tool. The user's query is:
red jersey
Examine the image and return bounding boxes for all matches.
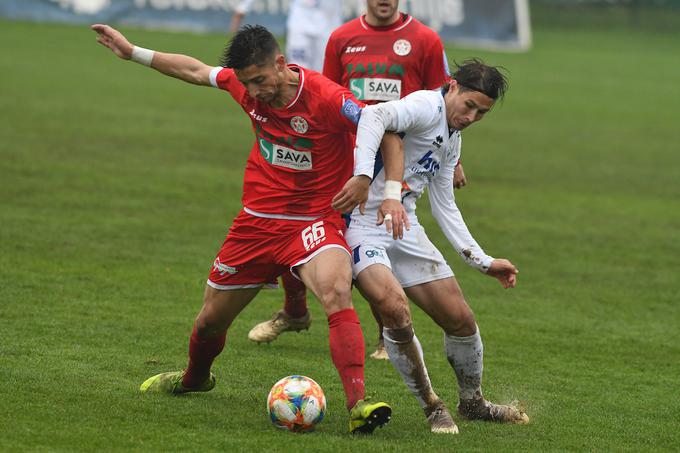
[211,65,363,218]
[323,13,449,104]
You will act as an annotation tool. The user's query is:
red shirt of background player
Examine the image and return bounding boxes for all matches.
[323,13,449,105]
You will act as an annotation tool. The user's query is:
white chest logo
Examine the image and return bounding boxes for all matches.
[290,116,309,134]
[393,39,412,56]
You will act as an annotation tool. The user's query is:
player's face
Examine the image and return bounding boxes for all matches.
[446,84,495,130]
[366,0,399,23]
[235,55,285,104]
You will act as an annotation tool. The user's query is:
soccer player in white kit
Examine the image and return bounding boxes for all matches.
[341,59,530,433]
[286,0,343,72]
[230,0,342,72]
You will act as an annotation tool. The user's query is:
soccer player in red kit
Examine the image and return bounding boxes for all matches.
[248,0,466,359]
[323,0,449,105]
[91,23,407,434]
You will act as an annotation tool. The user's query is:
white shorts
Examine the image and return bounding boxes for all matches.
[345,221,454,288]
[285,30,329,72]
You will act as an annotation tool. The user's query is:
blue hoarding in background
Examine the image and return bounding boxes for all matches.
[0,0,531,51]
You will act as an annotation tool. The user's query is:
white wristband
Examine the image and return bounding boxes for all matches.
[384,180,402,201]
[131,46,154,66]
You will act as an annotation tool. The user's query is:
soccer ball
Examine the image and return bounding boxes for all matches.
[267,375,326,432]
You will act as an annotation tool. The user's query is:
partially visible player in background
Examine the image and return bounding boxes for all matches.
[229,0,253,33]
[248,0,468,360]
[229,0,342,71]
[286,0,343,71]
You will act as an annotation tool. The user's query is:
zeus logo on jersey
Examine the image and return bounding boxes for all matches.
[249,109,268,123]
[416,150,440,176]
[350,78,402,102]
[259,139,312,170]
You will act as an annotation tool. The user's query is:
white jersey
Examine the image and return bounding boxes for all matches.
[285,0,343,71]
[286,0,343,37]
[235,0,343,35]
[352,89,493,272]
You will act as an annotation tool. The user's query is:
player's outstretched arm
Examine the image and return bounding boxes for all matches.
[486,258,519,288]
[91,24,213,86]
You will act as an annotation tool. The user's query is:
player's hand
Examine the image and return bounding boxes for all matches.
[454,163,467,189]
[91,24,134,60]
[377,199,410,240]
[332,175,370,214]
[487,258,518,288]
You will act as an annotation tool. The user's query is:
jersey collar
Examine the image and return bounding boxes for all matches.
[359,13,412,32]
[282,64,305,110]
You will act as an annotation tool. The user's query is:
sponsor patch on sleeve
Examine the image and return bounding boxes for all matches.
[341,98,362,125]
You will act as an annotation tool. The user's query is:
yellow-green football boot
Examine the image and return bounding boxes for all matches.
[349,399,392,434]
[139,371,215,394]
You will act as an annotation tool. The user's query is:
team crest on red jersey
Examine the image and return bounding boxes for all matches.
[290,116,309,134]
[393,39,412,56]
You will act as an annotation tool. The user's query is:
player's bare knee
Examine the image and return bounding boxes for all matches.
[377,288,411,328]
[317,280,353,314]
[446,308,477,337]
[194,315,228,337]
[194,304,230,337]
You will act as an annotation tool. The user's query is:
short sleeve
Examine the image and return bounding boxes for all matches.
[322,32,343,84]
[321,84,365,134]
[210,67,247,105]
[421,35,449,90]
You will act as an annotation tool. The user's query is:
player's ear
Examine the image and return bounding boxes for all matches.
[448,79,459,95]
[275,54,286,71]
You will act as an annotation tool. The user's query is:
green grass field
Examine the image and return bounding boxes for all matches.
[1,16,679,452]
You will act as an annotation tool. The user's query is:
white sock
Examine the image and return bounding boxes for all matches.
[445,326,484,401]
[383,325,439,408]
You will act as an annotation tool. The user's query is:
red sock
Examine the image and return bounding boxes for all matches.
[282,271,308,318]
[182,325,226,388]
[328,308,365,410]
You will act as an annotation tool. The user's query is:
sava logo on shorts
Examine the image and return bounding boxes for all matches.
[259,139,312,170]
[213,257,237,276]
[350,78,401,102]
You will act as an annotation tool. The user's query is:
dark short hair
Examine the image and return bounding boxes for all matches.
[221,25,280,69]
[452,58,509,101]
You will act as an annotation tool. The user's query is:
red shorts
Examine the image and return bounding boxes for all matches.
[207,210,350,290]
